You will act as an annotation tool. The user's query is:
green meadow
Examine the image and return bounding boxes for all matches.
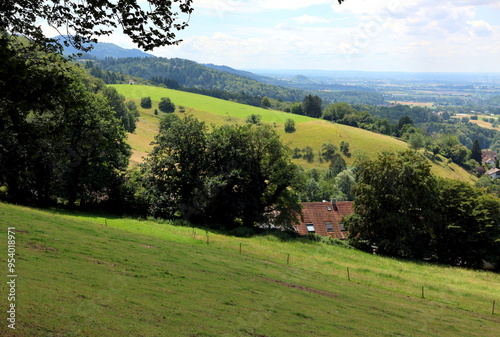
[114,84,474,181]
[0,202,498,336]
[112,84,314,124]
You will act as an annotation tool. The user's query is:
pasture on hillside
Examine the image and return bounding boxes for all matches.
[0,202,499,336]
[114,84,475,181]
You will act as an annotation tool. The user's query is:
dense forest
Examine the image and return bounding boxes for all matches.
[92,57,306,102]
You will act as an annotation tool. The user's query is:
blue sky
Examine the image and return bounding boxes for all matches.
[48,0,500,73]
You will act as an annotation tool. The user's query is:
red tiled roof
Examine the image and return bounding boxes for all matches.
[296,201,353,239]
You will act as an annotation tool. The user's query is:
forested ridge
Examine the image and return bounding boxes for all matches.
[92,57,306,102]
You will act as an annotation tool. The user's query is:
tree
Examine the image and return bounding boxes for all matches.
[340,141,350,156]
[289,102,303,115]
[261,96,271,108]
[203,124,301,228]
[302,146,315,163]
[322,102,355,122]
[302,94,322,118]
[158,97,176,113]
[328,154,347,177]
[408,132,425,150]
[140,97,152,109]
[101,86,136,132]
[1,0,194,53]
[142,115,207,219]
[321,143,337,162]
[143,117,302,229]
[0,40,130,206]
[159,114,181,133]
[284,118,296,133]
[246,114,262,125]
[346,150,437,258]
[470,139,482,163]
[335,169,356,201]
[125,101,140,117]
[430,179,500,268]
[397,115,414,136]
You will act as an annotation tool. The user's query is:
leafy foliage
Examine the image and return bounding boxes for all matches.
[142,116,302,229]
[284,118,296,133]
[347,150,437,258]
[246,114,262,125]
[140,97,152,109]
[0,38,130,206]
[1,0,194,52]
[302,94,322,118]
[347,150,500,268]
[158,97,176,113]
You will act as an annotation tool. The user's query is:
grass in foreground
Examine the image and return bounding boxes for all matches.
[0,203,498,336]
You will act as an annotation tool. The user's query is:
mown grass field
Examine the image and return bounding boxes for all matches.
[114,85,474,181]
[0,202,498,336]
[451,114,500,131]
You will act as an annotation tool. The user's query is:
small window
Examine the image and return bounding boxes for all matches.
[325,222,333,232]
[327,206,332,211]
[340,223,347,231]
[306,224,315,233]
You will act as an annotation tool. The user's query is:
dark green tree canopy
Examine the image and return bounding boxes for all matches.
[0,40,130,206]
[346,149,500,268]
[470,139,482,163]
[302,94,322,118]
[140,96,152,109]
[1,0,194,52]
[158,97,176,113]
[142,116,302,229]
[284,118,296,133]
[347,150,437,257]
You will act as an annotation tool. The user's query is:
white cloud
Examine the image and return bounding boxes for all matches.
[291,15,329,25]
[467,20,494,37]
[195,0,333,15]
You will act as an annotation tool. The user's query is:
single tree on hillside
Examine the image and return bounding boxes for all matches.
[141,97,152,109]
[158,97,176,113]
[302,94,322,118]
[470,139,482,163]
[284,119,296,133]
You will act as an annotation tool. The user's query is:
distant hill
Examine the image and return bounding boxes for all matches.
[95,57,306,102]
[202,63,274,83]
[57,36,155,59]
[63,40,385,104]
[113,84,474,182]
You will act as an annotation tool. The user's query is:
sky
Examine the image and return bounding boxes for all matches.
[50,0,500,73]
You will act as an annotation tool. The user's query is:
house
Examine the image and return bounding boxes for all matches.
[129,79,135,85]
[295,200,353,239]
[485,167,500,179]
[481,150,497,165]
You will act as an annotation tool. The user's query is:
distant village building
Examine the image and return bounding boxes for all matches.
[129,79,135,85]
[295,200,353,239]
[485,168,500,179]
[481,150,497,165]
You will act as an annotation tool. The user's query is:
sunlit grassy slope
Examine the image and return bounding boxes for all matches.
[113,84,475,181]
[0,202,498,336]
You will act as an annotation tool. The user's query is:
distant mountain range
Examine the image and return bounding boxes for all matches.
[58,36,155,59]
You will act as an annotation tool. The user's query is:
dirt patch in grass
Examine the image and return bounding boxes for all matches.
[265,278,338,299]
[26,242,58,251]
